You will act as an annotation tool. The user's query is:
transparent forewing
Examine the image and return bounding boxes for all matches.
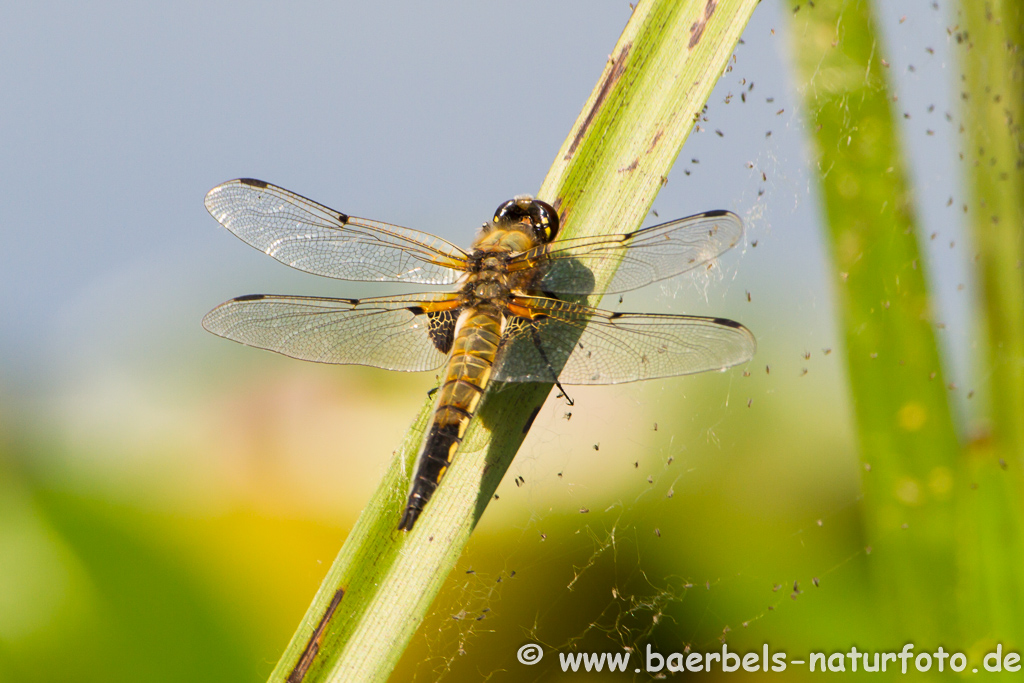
[202,292,461,370]
[512,211,743,296]
[493,296,755,385]
[205,179,469,284]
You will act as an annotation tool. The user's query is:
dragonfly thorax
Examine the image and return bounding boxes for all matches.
[463,253,513,304]
[470,279,507,301]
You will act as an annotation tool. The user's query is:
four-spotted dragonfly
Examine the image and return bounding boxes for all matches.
[203,179,755,530]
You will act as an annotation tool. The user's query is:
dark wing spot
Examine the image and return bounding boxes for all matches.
[407,306,426,316]
[608,312,624,320]
[234,294,266,302]
[712,317,744,328]
[702,209,731,218]
[337,212,349,225]
[427,308,459,354]
[347,298,360,306]
[239,178,268,188]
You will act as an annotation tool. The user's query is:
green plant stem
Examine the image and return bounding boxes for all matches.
[955,0,1024,644]
[959,2,1024,473]
[267,2,759,681]
[786,0,961,645]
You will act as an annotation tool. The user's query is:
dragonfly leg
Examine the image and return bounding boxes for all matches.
[529,324,574,406]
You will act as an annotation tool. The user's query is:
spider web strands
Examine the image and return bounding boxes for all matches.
[267,2,761,682]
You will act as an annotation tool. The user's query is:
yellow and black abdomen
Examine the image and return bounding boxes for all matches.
[398,306,503,530]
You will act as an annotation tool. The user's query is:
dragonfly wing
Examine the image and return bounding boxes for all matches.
[202,292,461,371]
[511,210,743,296]
[206,179,468,285]
[493,296,755,385]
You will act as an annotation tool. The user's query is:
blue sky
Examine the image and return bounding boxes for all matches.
[0,1,973,420]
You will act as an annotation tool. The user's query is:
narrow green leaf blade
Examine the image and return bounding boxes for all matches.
[786,0,961,644]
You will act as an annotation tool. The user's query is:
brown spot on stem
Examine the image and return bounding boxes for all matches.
[565,42,632,160]
[618,157,639,173]
[287,588,345,683]
[646,129,664,154]
[688,0,718,49]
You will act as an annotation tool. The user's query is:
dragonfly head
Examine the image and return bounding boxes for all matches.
[493,195,560,244]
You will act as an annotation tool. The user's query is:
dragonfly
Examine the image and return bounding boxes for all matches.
[202,179,755,530]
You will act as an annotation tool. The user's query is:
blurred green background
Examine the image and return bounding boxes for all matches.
[2,1,1017,680]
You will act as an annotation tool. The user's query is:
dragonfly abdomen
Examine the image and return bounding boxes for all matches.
[398,306,503,531]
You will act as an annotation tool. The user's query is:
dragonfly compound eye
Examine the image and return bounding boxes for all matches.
[493,196,560,243]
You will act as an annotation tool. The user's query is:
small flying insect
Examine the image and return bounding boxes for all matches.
[203,179,755,530]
